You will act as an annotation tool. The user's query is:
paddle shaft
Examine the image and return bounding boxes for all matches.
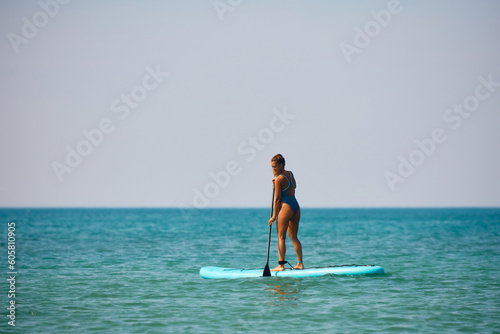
[263,186,275,276]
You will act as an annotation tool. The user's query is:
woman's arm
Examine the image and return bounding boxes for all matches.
[269,176,282,225]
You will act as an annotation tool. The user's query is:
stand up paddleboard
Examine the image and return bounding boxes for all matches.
[200,264,385,279]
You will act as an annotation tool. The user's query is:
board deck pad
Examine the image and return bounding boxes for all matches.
[200,265,385,279]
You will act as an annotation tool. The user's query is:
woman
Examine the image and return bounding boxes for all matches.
[268,154,303,271]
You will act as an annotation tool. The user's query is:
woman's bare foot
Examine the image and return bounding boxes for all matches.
[271,265,285,272]
[293,262,304,270]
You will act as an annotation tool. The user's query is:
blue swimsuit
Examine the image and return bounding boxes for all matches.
[280,172,299,214]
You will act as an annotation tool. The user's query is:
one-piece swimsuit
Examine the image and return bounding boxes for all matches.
[280,172,299,214]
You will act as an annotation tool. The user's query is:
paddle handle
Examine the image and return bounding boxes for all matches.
[265,186,275,266]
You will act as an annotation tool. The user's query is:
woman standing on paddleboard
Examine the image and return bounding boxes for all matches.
[268,154,303,271]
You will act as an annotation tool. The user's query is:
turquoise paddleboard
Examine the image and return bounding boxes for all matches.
[200,265,385,279]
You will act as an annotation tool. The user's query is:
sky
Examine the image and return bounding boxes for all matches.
[1,0,499,208]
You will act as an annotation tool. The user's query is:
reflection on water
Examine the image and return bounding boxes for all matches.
[262,279,305,306]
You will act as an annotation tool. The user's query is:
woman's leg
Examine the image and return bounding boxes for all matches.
[287,208,303,269]
[271,204,294,271]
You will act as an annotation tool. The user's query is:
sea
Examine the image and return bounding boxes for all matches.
[0,208,499,333]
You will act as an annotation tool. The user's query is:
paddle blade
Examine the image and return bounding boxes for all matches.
[263,264,271,277]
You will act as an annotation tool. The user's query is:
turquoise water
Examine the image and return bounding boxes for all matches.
[0,208,499,333]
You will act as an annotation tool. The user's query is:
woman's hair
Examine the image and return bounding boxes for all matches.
[271,154,285,167]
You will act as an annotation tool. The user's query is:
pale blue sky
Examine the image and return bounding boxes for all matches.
[1,0,499,207]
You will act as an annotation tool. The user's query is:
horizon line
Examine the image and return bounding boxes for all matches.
[1,206,499,210]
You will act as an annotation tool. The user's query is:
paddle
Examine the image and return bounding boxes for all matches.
[263,185,275,277]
